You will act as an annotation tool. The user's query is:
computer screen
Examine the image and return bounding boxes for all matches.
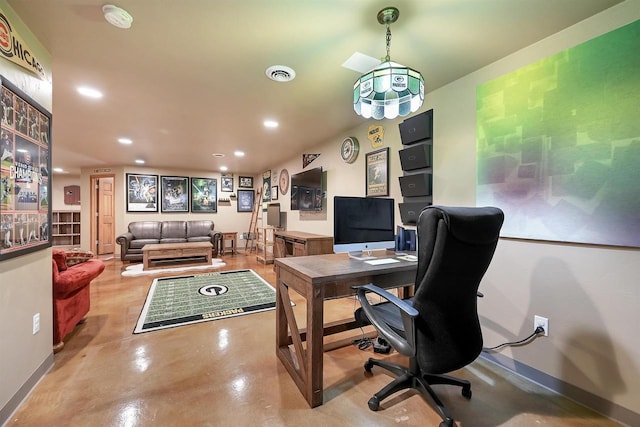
[333,196,395,258]
[291,167,323,211]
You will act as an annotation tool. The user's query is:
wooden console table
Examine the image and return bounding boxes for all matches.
[275,252,417,407]
[274,230,333,258]
[142,242,212,270]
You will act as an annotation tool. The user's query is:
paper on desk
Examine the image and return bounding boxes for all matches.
[365,258,400,265]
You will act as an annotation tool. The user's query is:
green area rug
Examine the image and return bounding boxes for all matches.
[134,269,276,333]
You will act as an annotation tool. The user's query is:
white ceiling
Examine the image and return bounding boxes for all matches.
[7,0,623,175]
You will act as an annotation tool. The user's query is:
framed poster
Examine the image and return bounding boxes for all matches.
[1,76,52,261]
[126,173,158,212]
[190,177,217,213]
[221,175,234,192]
[271,186,279,201]
[237,189,254,212]
[160,176,188,212]
[262,170,271,202]
[239,176,253,188]
[365,147,389,197]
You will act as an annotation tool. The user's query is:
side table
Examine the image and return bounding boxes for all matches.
[220,232,238,255]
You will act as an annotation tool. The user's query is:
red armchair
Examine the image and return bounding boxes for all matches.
[52,249,105,352]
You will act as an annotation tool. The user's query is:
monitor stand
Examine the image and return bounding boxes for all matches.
[348,251,376,261]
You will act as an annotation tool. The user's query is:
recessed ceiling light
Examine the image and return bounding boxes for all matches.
[220,166,228,172]
[212,153,225,158]
[118,138,132,144]
[135,159,145,164]
[77,86,103,99]
[53,167,64,173]
[234,151,245,157]
[264,120,278,128]
[102,5,133,29]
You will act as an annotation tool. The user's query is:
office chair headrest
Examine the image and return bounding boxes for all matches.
[423,206,504,245]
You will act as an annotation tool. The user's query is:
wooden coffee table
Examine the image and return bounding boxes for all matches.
[142,242,212,270]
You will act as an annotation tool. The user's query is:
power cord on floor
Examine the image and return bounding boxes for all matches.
[482,326,545,352]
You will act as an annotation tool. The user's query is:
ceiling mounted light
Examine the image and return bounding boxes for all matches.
[353,7,424,120]
[77,86,103,99]
[102,5,133,29]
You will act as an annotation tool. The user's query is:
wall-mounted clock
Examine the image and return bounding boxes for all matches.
[340,137,359,164]
[279,168,289,195]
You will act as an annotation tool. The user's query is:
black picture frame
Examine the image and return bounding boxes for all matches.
[160,176,189,212]
[271,186,279,201]
[221,175,234,192]
[0,76,52,260]
[366,147,389,197]
[190,177,217,213]
[126,173,158,212]
[237,189,254,212]
[238,176,253,188]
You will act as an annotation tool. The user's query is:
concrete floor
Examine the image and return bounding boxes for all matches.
[8,253,621,426]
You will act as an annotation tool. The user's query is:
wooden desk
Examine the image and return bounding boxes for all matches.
[275,252,417,407]
[274,230,333,258]
[142,242,212,270]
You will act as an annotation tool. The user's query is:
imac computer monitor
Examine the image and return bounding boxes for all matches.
[333,196,395,259]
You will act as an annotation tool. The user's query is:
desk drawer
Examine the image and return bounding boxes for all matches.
[293,242,306,256]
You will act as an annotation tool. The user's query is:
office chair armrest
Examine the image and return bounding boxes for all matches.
[354,283,419,357]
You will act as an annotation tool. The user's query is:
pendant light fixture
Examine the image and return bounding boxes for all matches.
[353,7,424,120]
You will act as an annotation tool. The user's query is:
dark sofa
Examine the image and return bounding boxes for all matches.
[116,220,222,262]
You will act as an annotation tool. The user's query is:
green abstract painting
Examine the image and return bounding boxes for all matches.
[476,19,640,247]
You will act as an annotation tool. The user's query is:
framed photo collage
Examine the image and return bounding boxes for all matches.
[0,76,52,261]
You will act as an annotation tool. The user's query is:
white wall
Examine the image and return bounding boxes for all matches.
[51,174,80,211]
[431,3,640,422]
[0,1,53,422]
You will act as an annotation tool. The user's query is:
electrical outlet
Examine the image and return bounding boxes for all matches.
[534,315,549,337]
[33,313,40,335]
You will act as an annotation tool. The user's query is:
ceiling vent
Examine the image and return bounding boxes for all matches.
[265,65,296,82]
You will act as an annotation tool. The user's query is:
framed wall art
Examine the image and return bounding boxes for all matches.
[365,147,389,197]
[239,176,253,188]
[237,189,254,212]
[190,177,217,213]
[160,176,189,212]
[221,175,234,192]
[262,170,271,202]
[1,76,52,261]
[271,186,279,201]
[126,173,158,212]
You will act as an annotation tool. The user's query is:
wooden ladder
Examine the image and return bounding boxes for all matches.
[244,187,262,253]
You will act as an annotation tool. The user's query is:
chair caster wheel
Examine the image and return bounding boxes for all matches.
[439,418,454,427]
[368,396,380,411]
[462,386,472,399]
[364,360,374,373]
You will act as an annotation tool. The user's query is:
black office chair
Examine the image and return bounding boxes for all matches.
[355,205,504,427]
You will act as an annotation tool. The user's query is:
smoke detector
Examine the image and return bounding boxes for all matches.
[102,5,133,29]
[265,65,296,82]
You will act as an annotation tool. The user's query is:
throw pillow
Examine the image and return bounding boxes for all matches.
[65,249,95,267]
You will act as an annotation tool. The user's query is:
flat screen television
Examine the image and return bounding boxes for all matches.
[291,167,323,211]
[266,203,281,228]
[333,196,396,259]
